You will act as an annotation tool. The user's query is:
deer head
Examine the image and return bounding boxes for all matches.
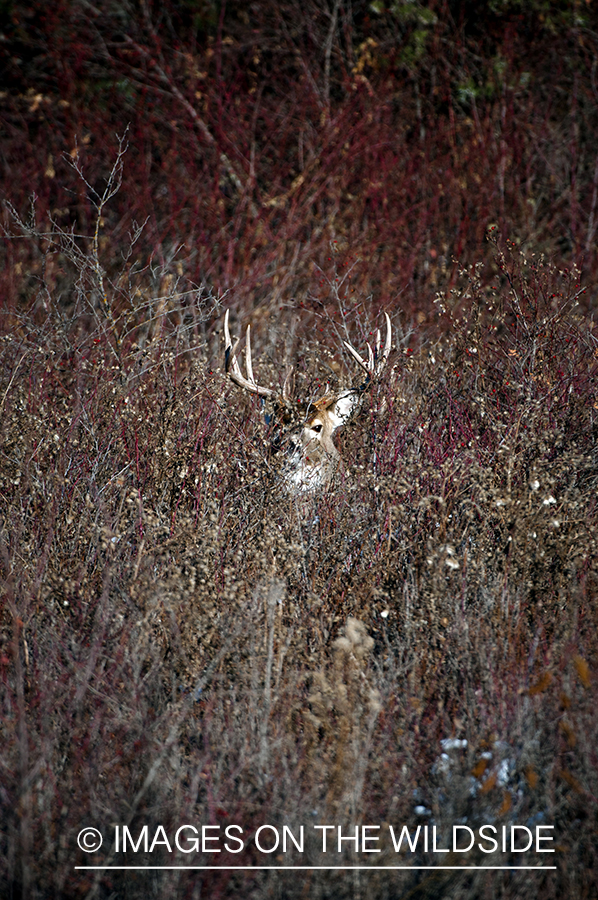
[223,309,391,493]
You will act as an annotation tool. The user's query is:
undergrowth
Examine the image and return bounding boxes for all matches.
[0,162,597,898]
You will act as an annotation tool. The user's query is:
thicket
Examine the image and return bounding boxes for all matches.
[2,0,598,309]
[1,2,597,898]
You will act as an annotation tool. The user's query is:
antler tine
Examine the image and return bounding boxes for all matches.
[382,311,392,363]
[224,309,241,376]
[282,366,294,401]
[343,340,369,373]
[344,312,392,378]
[245,324,255,384]
[367,342,375,372]
[223,309,276,397]
[373,312,392,375]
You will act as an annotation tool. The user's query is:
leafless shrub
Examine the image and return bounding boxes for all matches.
[1,163,597,900]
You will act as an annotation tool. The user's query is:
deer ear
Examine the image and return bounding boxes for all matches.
[332,390,361,424]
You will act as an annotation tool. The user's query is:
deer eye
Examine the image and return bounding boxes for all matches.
[311,423,323,433]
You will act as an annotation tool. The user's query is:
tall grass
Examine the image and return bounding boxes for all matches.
[1,164,596,897]
[1,2,597,895]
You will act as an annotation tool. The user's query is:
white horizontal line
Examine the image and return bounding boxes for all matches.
[75,865,557,871]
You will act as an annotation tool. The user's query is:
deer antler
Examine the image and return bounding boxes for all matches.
[223,309,393,494]
[224,309,276,398]
[343,312,392,379]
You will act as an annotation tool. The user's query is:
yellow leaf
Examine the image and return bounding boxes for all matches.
[573,655,591,688]
[529,671,552,695]
[472,758,490,779]
[498,791,512,815]
[559,720,576,748]
[480,772,497,795]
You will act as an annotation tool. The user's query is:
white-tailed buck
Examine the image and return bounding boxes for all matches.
[224,309,391,494]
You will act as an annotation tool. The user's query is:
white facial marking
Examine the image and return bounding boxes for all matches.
[332,391,360,425]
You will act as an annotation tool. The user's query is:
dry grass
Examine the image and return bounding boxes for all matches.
[1,3,598,896]
[1,192,597,898]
